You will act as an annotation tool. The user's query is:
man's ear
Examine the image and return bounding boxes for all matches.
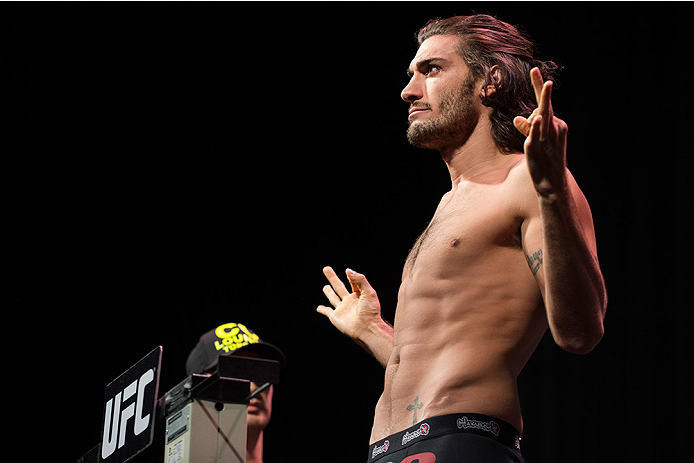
[482,65,502,98]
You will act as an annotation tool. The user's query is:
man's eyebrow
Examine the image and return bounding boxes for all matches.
[406,57,449,77]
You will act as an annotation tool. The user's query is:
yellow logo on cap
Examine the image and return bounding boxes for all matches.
[214,322,260,353]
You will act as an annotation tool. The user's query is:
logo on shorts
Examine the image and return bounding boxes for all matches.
[372,440,389,459]
[402,423,430,445]
[456,416,500,436]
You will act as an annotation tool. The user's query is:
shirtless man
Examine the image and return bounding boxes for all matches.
[316,15,607,463]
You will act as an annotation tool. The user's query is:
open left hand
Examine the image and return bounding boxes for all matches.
[513,67,569,198]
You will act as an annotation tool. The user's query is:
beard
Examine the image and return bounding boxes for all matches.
[406,75,479,152]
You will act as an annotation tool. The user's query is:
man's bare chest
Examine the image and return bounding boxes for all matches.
[404,186,522,274]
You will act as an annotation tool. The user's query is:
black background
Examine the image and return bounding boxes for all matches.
[4,2,691,462]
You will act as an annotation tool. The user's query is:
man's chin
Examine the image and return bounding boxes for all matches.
[407,122,441,150]
[247,413,270,430]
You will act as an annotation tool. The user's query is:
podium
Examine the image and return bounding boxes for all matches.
[79,348,280,463]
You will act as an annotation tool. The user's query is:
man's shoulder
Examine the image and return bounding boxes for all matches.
[504,157,590,219]
[505,154,531,184]
[503,155,539,206]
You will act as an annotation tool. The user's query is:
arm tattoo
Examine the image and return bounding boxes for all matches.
[526,248,543,276]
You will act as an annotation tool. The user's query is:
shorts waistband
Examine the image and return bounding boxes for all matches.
[367,413,521,462]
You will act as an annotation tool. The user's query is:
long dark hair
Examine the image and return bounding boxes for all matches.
[417,15,561,154]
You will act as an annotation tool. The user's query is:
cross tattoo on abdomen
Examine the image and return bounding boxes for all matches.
[406,396,423,425]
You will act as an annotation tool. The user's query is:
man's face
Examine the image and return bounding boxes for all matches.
[402,35,480,151]
[247,380,273,431]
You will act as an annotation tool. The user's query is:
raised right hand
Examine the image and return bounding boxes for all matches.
[317,266,383,340]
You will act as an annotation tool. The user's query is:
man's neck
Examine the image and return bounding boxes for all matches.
[246,428,263,463]
[440,116,514,188]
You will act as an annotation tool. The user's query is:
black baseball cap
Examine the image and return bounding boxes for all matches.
[186,322,286,376]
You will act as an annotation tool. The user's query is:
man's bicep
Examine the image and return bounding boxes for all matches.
[520,214,546,293]
[520,172,600,296]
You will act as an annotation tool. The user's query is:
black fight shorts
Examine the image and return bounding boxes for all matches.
[367,413,524,463]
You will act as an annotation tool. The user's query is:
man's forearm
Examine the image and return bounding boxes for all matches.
[540,191,607,354]
[355,318,394,368]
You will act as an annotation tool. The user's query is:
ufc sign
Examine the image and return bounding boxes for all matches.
[101,347,162,462]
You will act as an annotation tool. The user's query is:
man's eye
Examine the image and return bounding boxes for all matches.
[425,65,441,76]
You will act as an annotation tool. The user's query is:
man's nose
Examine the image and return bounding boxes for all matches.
[401,76,423,103]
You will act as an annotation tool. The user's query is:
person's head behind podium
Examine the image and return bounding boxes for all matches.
[186,322,286,463]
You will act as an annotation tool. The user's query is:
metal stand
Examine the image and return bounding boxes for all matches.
[163,373,249,463]
[78,353,280,463]
[163,355,280,463]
